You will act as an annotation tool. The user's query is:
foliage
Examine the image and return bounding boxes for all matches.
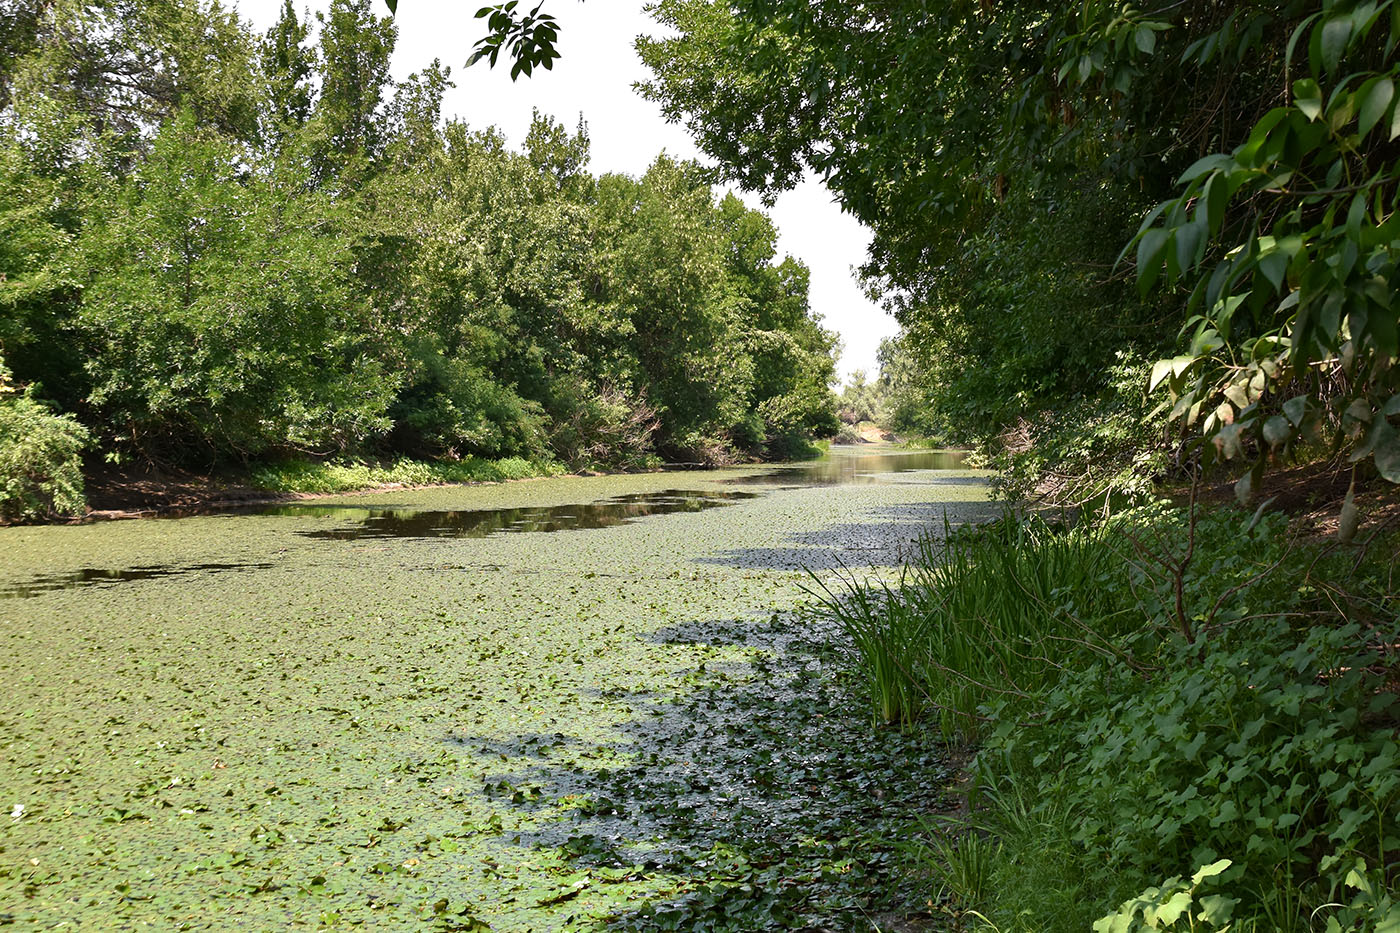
[637,1,1182,456]
[859,505,1400,931]
[77,111,396,458]
[1119,2,1400,486]
[244,454,562,494]
[983,353,1170,506]
[0,353,89,521]
[1002,617,1399,921]
[1093,860,1237,933]
[875,335,950,442]
[0,0,838,478]
[809,512,1140,737]
[543,380,660,470]
[1091,857,1400,933]
[836,369,884,426]
[639,0,1400,491]
[831,424,864,445]
[466,0,566,80]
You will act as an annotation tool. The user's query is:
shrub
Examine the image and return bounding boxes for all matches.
[546,379,660,470]
[245,456,563,494]
[958,510,1395,930]
[831,503,1399,929]
[994,615,1400,926]
[0,360,90,521]
[389,357,550,460]
[831,425,864,445]
[984,352,1169,507]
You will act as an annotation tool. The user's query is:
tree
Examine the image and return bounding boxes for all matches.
[1,0,841,474]
[261,0,316,138]
[78,113,396,457]
[8,0,259,168]
[637,0,1400,483]
[313,0,396,175]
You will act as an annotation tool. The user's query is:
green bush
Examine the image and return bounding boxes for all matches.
[545,378,660,470]
[390,355,551,461]
[831,425,864,445]
[0,362,90,521]
[960,510,1395,930]
[1021,619,1399,889]
[983,352,1169,507]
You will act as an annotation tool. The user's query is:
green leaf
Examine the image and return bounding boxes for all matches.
[1176,220,1205,272]
[1374,419,1400,482]
[1257,250,1289,291]
[1135,25,1157,54]
[1358,76,1395,136]
[1295,79,1324,120]
[1263,415,1292,448]
[1153,890,1194,926]
[1137,228,1169,293]
[1178,154,1232,184]
[384,0,397,13]
[1345,398,1374,424]
[1149,358,1177,393]
[1234,466,1254,502]
[1283,395,1309,427]
[1197,894,1238,927]
[1204,174,1229,233]
[1320,15,1352,74]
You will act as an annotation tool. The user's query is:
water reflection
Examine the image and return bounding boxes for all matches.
[724,448,969,486]
[1,562,275,599]
[3,449,976,597]
[281,489,759,541]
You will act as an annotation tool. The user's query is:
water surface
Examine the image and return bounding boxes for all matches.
[0,446,990,929]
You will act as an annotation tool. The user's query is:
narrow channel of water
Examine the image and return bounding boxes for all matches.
[0,447,969,597]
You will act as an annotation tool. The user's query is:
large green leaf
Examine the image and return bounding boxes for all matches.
[1373,419,1400,482]
[1357,76,1395,136]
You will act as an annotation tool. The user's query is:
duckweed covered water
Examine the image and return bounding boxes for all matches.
[0,448,991,930]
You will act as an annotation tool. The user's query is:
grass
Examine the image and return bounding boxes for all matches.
[244,454,567,494]
[809,511,1139,737]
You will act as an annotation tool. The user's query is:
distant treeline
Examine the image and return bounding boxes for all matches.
[0,0,839,482]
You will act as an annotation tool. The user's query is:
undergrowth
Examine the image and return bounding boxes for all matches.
[0,354,90,521]
[810,513,1141,737]
[815,502,1400,931]
[246,455,566,494]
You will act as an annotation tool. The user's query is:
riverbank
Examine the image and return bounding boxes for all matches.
[78,456,572,521]
[816,486,1400,931]
[51,444,842,524]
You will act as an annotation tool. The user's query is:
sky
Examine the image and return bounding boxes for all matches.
[233,0,898,382]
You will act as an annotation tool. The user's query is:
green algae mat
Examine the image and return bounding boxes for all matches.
[0,450,991,931]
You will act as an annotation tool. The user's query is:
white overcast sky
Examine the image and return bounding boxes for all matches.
[233,0,897,382]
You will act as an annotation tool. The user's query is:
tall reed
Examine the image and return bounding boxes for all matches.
[810,513,1138,738]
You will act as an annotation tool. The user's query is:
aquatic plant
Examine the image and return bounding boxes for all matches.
[810,512,1138,737]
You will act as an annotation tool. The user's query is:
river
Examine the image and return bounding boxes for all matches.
[0,447,990,930]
